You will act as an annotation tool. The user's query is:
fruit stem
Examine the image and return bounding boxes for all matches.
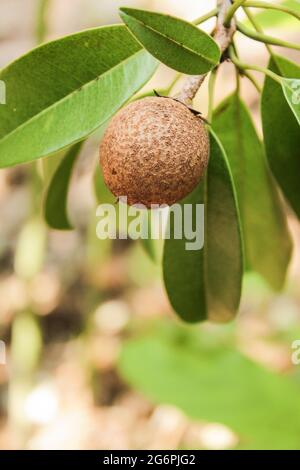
[244,1,300,22]
[229,46,282,84]
[237,21,300,50]
[176,76,206,105]
[224,0,248,27]
[176,0,235,105]
[193,8,218,25]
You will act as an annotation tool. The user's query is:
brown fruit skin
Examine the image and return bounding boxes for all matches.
[100,96,209,207]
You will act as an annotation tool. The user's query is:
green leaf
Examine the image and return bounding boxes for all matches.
[119,8,220,75]
[119,322,300,449]
[0,25,157,168]
[261,55,300,219]
[281,78,300,125]
[163,132,243,323]
[44,142,83,230]
[213,94,292,291]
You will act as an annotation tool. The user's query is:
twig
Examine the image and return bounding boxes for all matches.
[224,0,248,27]
[176,0,236,105]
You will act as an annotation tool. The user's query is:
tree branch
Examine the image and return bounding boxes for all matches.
[176,0,236,105]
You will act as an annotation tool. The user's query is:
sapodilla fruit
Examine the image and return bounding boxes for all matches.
[100,96,209,207]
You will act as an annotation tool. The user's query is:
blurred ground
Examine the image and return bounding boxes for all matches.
[0,0,300,450]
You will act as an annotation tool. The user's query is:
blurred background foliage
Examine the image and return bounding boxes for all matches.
[0,0,300,450]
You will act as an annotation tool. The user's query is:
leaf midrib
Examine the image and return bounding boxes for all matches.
[122,11,218,66]
[0,48,147,148]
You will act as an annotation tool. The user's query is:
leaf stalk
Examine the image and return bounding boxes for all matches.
[237,21,300,50]
[229,46,282,84]
[242,6,273,56]
[193,8,218,25]
[177,0,235,104]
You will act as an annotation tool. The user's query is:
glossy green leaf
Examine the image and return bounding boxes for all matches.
[119,8,220,74]
[262,56,300,220]
[44,142,83,230]
[213,94,292,291]
[163,132,243,323]
[119,322,300,449]
[0,25,157,168]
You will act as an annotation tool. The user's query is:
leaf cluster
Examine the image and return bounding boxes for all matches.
[1,1,300,323]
